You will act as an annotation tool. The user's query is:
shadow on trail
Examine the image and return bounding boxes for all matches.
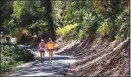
[35,55,70,61]
[8,45,76,76]
[11,55,71,77]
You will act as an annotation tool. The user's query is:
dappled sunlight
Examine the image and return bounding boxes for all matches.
[1,0,129,77]
[7,52,77,76]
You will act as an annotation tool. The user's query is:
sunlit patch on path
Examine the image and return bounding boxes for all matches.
[8,51,77,77]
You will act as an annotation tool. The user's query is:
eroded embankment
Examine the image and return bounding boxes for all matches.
[57,37,130,76]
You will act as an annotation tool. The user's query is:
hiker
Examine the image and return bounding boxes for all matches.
[38,39,46,63]
[47,38,54,62]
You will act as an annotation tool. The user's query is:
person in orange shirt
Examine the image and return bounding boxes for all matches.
[47,38,54,62]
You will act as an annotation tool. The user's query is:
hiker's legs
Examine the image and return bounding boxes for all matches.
[42,51,45,61]
[49,49,53,62]
[39,51,43,62]
[39,51,43,58]
[51,49,53,61]
[49,49,51,61]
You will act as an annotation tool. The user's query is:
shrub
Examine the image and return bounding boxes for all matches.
[1,44,35,72]
[115,23,129,41]
[96,20,110,36]
[56,24,77,36]
[96,19,116,40]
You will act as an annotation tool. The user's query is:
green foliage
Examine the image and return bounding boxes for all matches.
[1,0,129,41]
[12,1,24,19]
[30,20,47,28]
[23,1,45,15]
[53,1,63,27]
[115,22,129,40]
[115,21,130,40]
[61,0,100,39]
[8,19,17,36]
[1,44,35,72]
[96,20,111,37]
[115,10,130,40]
[37,7,45,13]
[101,0,124,19]
[59,0,129,41]
[56,24,77,36]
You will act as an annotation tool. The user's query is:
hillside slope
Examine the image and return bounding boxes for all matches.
[58,37,129,76]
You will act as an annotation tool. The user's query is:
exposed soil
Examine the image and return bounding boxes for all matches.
[58,37,130,77]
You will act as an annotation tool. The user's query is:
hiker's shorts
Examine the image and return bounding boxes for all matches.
[39,48,46,52]
[48,49,54,52]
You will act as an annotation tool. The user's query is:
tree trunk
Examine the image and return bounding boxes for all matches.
[45,0,56,41]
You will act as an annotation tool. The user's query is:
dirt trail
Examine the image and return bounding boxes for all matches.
[6,50,77,77]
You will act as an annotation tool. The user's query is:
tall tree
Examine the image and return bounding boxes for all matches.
[0,0,13,34]
[44,0,56,41]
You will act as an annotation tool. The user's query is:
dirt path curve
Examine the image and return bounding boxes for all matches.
[7,51,76,77]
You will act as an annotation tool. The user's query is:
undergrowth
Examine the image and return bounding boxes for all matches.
[1,43,35,73]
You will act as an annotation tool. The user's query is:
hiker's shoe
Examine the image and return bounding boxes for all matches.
[41,60,43,63]
[50,60,52,62]
[43,58,44,62]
